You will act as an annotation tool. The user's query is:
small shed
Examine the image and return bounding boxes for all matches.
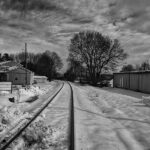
[0,61,34,85]
[33,76,48,83]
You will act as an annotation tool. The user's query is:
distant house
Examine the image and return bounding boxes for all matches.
[0,61,34,85]
[33,76,48,83]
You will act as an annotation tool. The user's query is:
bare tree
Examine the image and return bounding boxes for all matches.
[50,52,63,71]
[140,61,150,70]
[65,58,84,81]
[68,31,127,85]
[36,51,63,80]
[11,51,63,80]
[121,64,135,72]
[1,53,13,61]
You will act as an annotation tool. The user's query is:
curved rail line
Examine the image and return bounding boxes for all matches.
[0,83,64,150]
[68,82,75,150]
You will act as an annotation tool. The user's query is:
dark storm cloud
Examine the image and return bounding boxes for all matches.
[1,0,62,11]
[109,0,150,33]
[71,17,93,24]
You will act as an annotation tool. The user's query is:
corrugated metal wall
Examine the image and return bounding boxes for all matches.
[113,72,150,93]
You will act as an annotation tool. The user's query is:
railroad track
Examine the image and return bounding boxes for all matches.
[0,83,64,150]
[68,82,75,150]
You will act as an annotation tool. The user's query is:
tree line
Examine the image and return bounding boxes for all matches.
[121,60,150,72]
[0,51,63,81]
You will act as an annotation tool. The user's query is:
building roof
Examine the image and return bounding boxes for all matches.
[0,61,33,73]
[34,76,48,79]
[114,70,150,74]
[0,66,18,73]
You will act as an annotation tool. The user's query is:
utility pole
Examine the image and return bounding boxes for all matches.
[25,43,28,86]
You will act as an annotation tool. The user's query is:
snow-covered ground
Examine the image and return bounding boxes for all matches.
[8,82,71,150]
[73,84,150,150]
[19,81,61,113]
[0,81,55,108]
[41,83,71,150]
[1,81,150,150]
[0,81,61,147]
[0,81,59,111]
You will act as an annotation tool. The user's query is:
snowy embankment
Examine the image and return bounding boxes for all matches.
[0,81,60,148]
[73,84,150,150]
[1,82,70,150]
[40,83,71,150]
[0,85,47,137]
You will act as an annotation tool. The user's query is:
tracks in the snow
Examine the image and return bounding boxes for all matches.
[0,82,75,150]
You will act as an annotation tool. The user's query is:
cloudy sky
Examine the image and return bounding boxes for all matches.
[0,0,150,70]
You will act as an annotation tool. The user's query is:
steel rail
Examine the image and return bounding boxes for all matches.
[68,82,75,150]
[0,82,64,150]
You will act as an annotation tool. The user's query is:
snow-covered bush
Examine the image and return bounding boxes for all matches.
[9,119,53,150]
[22,120,52,148]
[19,86,47,97]
[0,106,29,135]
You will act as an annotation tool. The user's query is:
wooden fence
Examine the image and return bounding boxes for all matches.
[113,71,150,94]
[0,82,12,93]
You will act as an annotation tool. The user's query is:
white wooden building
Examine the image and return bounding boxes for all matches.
[0,61,34,85]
